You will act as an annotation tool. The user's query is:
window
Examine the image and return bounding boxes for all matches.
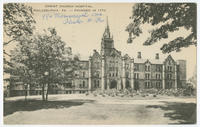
[156,74,161,79]
[83,81,85,88]
[97,80,100,88]
[168,60,171,65]
[156,82,162,89]
[126,64,129,69]
[156,65,161,72]
[145,82,151,89]
[147,66,150,71]
[145,82,147,88]
[145,73,150,79]
[145,65,147,71]
[134,64,139,71]
[96,73,99,77]
[134,73,139,79]
[83,72,85,77]
[167,82,172,89]
[65,83,72,88]
[94,80,97,88]
[168,74,172,79]
[145,65,150,71]
[126,72,129,78]
[167,66,172,72]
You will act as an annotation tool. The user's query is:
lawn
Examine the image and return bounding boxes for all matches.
[4,94,196,124]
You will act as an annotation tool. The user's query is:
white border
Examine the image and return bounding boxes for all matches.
[0,0,199,127]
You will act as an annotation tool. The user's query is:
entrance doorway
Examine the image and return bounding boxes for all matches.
[110,80,117,89]
[134,81,139,91]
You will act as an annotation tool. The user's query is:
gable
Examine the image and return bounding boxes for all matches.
[91,50,101,60]
[123,54,131,61]
[164,55,176,65]
[144,59,151,65]
[110,48,121,58]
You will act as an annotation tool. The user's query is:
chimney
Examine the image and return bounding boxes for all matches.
[155,53,159,59]
[137,52,141,59]
[93,49,97,53]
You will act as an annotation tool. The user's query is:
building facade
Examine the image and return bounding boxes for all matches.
[71,22,186,93]
[8,21,187,96]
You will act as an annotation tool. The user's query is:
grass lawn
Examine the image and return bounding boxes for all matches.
[4,94,196,125]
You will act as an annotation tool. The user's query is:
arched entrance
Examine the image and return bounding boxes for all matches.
[110,80,117,89]
[125,80,131,89]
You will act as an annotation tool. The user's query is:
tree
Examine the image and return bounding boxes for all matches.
[3,3,36,93]
[126,3,197,53]
[3,3,36,46]
[7,28,79,101]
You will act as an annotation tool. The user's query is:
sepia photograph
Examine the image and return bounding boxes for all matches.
[3,2,197,125]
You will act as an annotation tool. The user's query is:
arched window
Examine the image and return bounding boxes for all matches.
[148,66,150,71]
[145,65,151,71]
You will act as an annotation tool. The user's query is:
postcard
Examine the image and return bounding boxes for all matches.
[3,2,197,125]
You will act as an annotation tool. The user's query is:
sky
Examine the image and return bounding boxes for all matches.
[9,3,197,79]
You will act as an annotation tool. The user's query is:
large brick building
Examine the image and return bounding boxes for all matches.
[9,20,187,96]
[71,22,187,93]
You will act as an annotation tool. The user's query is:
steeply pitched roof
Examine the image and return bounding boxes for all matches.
[163,55,176,64]
[79,60,89,69]
[109,48,121,57]
[123,54,131,60]
[103,17,111,39]
[134,58,147,64]
[135,57,165,64]
[149,59,164,64]
[92,50,101,59]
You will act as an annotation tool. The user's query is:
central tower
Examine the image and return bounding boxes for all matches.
[101,17,114,56]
